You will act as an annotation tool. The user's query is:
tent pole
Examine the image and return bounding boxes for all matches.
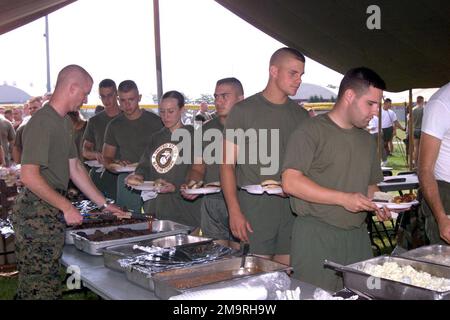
[153,0,163,102]
[378,102,382,163]
[45,15,51,94]
[408,89,414,170]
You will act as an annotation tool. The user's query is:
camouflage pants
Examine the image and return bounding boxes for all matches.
[11,190,66,300]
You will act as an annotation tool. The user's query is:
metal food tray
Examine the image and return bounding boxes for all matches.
[103,234,212,272]
[400,245,450,267]
[65,218,147,245]
[152,256,291,299]
[70,220,192,256]
[325,256,450,300]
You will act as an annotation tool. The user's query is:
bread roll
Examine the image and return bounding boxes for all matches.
[127,175,143,186]
[205,181,220,188]
[187,180,204,189]
[261,179,281,188]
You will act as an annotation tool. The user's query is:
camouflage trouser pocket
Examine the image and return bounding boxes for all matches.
[12,192,65,242]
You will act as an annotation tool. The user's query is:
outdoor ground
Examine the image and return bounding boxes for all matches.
[0,129,410,300]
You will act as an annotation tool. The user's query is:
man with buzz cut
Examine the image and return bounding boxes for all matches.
[82,79,121,201]
[12,65,127,299]
[182,77,244,248]
[103,80,163,213]
[221,47,310,265]
[282,67,393,291]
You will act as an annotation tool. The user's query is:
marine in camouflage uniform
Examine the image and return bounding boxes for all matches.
[12,66,126,300]
[12,189,66,299]
[12,103,77,299]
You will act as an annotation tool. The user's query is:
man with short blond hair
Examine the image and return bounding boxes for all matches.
[221,47,309,265]
[12,64,127,299]
[103,80,163,213]
[183,77,244,247]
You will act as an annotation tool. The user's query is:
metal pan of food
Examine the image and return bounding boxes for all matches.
[103,234,212,272]
[123,242,235,291]
[152,256,291,299]
[65,214,149,245]
[324,256,450,300]
[400,245,450,267]
[70,220,192,255]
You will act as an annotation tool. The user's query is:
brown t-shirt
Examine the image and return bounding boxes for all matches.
[282,114,383,229]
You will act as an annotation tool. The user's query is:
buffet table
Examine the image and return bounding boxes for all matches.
[61,245,319,300]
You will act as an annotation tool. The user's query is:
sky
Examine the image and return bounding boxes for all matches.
[0,0,430,104]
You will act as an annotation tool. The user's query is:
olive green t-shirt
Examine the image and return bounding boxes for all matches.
[225,92,309,186]
[412,106,424,131]
[136,125,201,227]
[135,125,194,187]
[83,110,120,152]
[14,124,24,149]
[21,104,78,191]
[104,110,163,163]
[201,117,223,184]
[282,114,384,229]
[0,118,15,166]
[73,122,87,161]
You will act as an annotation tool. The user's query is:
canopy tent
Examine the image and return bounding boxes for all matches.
[215,0,449,92]
[0,0,76,36]
[215,0,450,169]
[2,0,449,168]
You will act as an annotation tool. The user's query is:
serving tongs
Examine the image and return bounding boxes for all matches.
[234,242,250,275]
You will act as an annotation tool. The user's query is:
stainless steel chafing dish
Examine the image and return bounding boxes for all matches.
[103,234,212,272]
[400,245,450,267]
[151,256,291,299]
[324,256,450,300]
[70,220,192,255]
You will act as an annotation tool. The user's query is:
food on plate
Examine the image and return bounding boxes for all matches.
[373,191,394,202]
[261,179,281,189]
[205,181,221,188]
[186,180,204,189]
[109,163,124,171]
[110,162,138,171]
[127,175,144,186]
[154,179,168,188]
[393,193,416,204]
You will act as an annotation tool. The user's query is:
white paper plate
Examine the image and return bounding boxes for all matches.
[242,185,283,195]
[374,212,399,220]
[127,181,159,191]
[115,165,137,173]
[84,160,103,168]
[183,187,221,195]
[374,200,419,210]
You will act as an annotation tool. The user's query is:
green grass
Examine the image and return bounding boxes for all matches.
[0,268,100,300]
[0,275,18,300]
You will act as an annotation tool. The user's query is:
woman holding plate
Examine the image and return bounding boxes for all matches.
[126,91,201,230]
